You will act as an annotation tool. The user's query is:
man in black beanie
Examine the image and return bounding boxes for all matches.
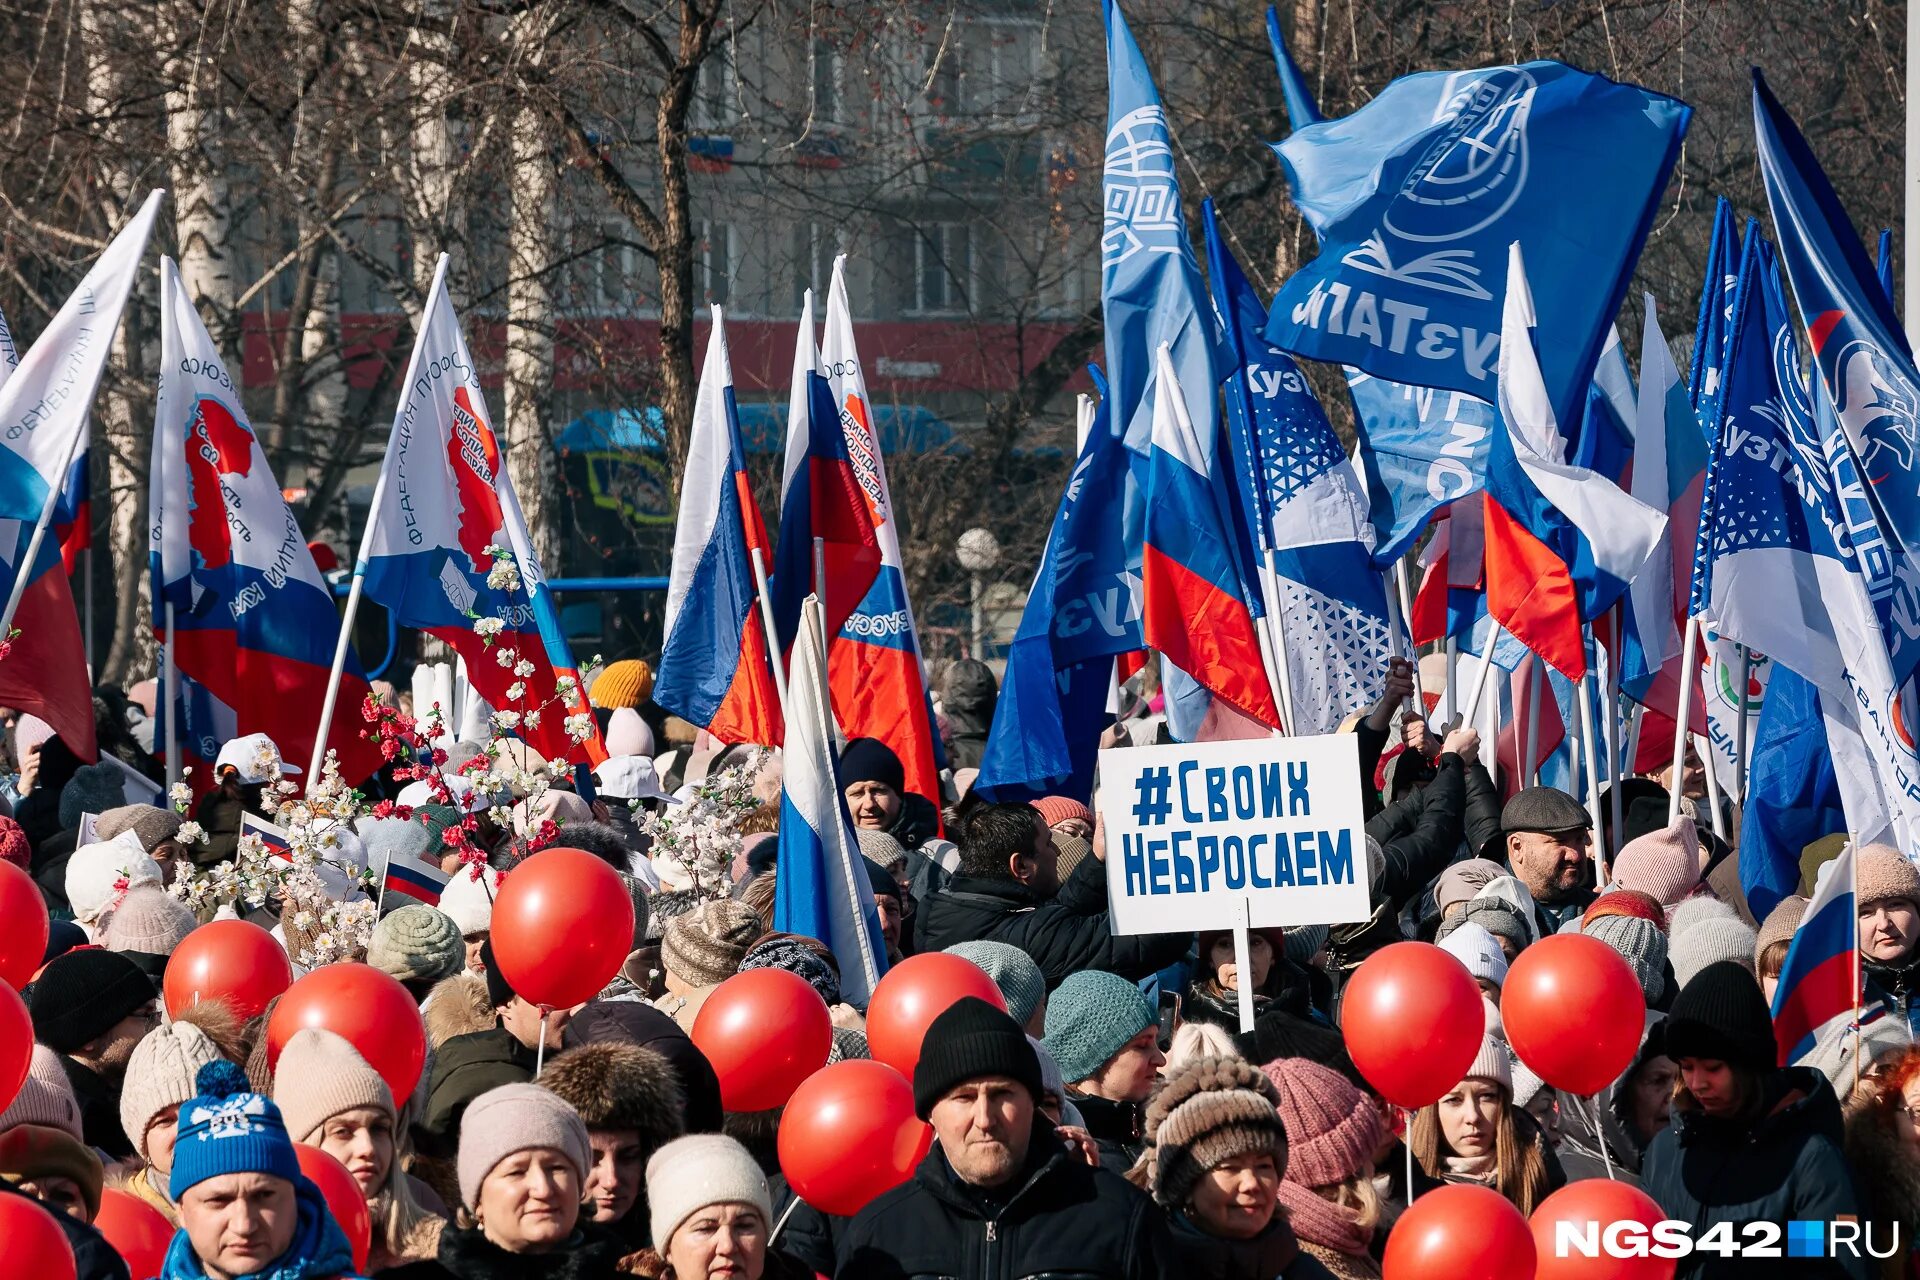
[27,949,158,1160]
[837,997,1173,1280]
[1640,961,1864,1279]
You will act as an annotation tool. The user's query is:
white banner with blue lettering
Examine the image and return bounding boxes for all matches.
[1097,735,1371,935]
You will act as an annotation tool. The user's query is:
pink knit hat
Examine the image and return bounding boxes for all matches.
[1030,796,1092,829]
[1262,1058,1383,1189]
[0,817,26,870]
[1611,817,1701,906]
[0,1044,83,1140]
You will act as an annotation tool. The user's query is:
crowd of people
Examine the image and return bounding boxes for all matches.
[0,651,1914,1280]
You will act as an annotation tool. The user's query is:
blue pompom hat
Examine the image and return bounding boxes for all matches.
[169,1060,302,1200]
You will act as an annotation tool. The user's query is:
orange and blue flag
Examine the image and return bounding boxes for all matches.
[655,309,783,747]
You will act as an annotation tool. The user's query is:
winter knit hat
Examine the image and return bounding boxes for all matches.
[1437,921,1509,988]
[457,1083,592,1210]
[604,707,656,759]
[646,1134,772,1251]
[662,899,764,989]
[739,935,841,1006]
[1611,818,1702,906]
[0,1124,103,1219]
[0,1044,82,1139]
[1582,914,1669,1003]
[1043,969,1155,1084]
[1857,844,1920,914]
[913,997,1043,1119]
[1462,1033,1513,1094]
[170,1061,301,1200]
[830,1026,871,1065]
[366,904,465,984]
[28,949,152,1053]
[272,1029,394,1145]
[1030,797,1092,829]
[1263,1058,1382,1189]
[0,816,28,869]
[1052,833,1092,882]
[1143,1057,1288,1210]
[1663,960,1775,1070]
[64,835,163,926]
[1668,897,1758,988]
[121,1019,226,1160]
[94,804,183,853]
[1510,1058,1549,1111]
[945,941,1046,1030]
[854,827,906,871]
[100,886,198,956]
[590,659,655,710]
[60,761,128,832]
[1755,895,1810,968]
[439,864,502,937]
[1437,899,1530,956]
[1434,859,1507,918]
[837,738,905,793]
[1583,890,1668,933]
[1282,925,1330,966]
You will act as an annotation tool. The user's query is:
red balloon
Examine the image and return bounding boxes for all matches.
[0,860,48,991]
[1503,935,1647,1096]
[866,953,1007,1082]
[778,1061,932,1216]
[1341,942,1484,1108]
[266,963,427,1104]
[0,1193,76,1280]
[296,1144,371,1274]
[1383,1183,1536,1280]
[489,847,635,1009]
[0,980,29,1115]
[692,969,832,1112]
[94,1188,174,1280]
[163,920,293,1020]
[1531,1179,1675,1280]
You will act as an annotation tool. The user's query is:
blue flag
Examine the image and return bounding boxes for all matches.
[1264,62,1689,431]
[975,373,1138,803]
[1878,229,1895,307]
[1265,6,1323,130]
[1739,663,1849,922]
[1753,70,1920,695]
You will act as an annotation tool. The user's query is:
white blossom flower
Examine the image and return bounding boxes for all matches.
[513,659,536,678]
[486,559,523,592]
[492,710,522,730]
[565,713,593,743]
[176,820,209,846]
[495,647,518,668]
[522,709,541,729]
[554,675,578,697]
[506,681,526,702]
[474,617,505,640]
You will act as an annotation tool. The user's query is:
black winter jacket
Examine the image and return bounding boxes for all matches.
[1064,1092,1145,1178]
[1167,1211,1338,1280]
[383,1221,628,1279]
[417,1029,537,1157]
[914,856,1189,989]
[836,1121,1176,1280]
[1640,1067,1868,1279]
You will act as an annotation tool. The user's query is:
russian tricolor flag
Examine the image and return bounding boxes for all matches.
[378,841,449,907]
[654,308,783,747]
[773,594,887,1005]
[1141,346,1279,729]
[1481,244,1666,680]
[1772,843,1860,1066]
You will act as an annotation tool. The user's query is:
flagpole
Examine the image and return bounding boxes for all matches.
[1523,658,1543,788]
[748,547,790,721]
[1481,653,1500,794]
[1259,548,1294,733]
[1668,616,1701,824]
[1606,610,1625,855]
[1694,732,1725,840]
[1445,637,1460,724]
[1578,674,1607,884]
[1391,561,1424,711]
[163,603,179,792]
[0,422,89,641]
[811,536,829,659]
[82,547,93,677]
[1624,702,1646,780]
[1734,645,1752,804]
[1462,624,1505,734]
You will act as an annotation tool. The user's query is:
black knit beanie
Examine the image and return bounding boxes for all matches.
[1662,959,1776,1071]
[480,937,517,1011]
[913,996,1043,1120]
[838,738,906,794]
[28,949,153,1053]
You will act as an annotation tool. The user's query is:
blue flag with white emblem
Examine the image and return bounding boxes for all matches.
[976,372,1138,803]
[1263,61,1689,432]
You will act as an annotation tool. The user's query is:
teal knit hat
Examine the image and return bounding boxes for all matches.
[945,941,1046,1028]
[1043,970,1155,1083]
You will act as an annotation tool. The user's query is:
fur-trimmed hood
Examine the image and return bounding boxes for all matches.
[537,1042,685,1150]
[424,973,496,1048]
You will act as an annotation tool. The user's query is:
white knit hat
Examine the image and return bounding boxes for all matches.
[1462,1032,1513,1095]
[65,832,163,926]
[438,864,502,937]
[119,1020,224,1160]
[646,1134,773,1250]
[1437,920,1510,988]
[100,886,198,956]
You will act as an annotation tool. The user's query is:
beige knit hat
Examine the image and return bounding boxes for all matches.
[456,1083,591,1210]
[1857,844,1920,913]
[662,900,764,989]
[1755,895,1810,969]
[1142,1056,1288,1210]
[0,1044,82,1140]
[119,1019,225,1160]
[94,804,183,853]
[646,1134,772,1250]
[1463,1031,1514,1095]
[99,886,198,956]
[272,1028,395,1145]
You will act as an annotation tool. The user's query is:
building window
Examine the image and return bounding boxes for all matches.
[912,224,972,314]
[929,20,1041,122]
[811,38,842,125]
[698,220,734,305]
[691,48,733,133]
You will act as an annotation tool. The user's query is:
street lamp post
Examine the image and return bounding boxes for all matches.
[955,527,1000,659]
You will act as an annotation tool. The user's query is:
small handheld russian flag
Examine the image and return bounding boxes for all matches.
[1771,843,1861,1066]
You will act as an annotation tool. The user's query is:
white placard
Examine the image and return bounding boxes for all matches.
[1097,734,1372,935]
